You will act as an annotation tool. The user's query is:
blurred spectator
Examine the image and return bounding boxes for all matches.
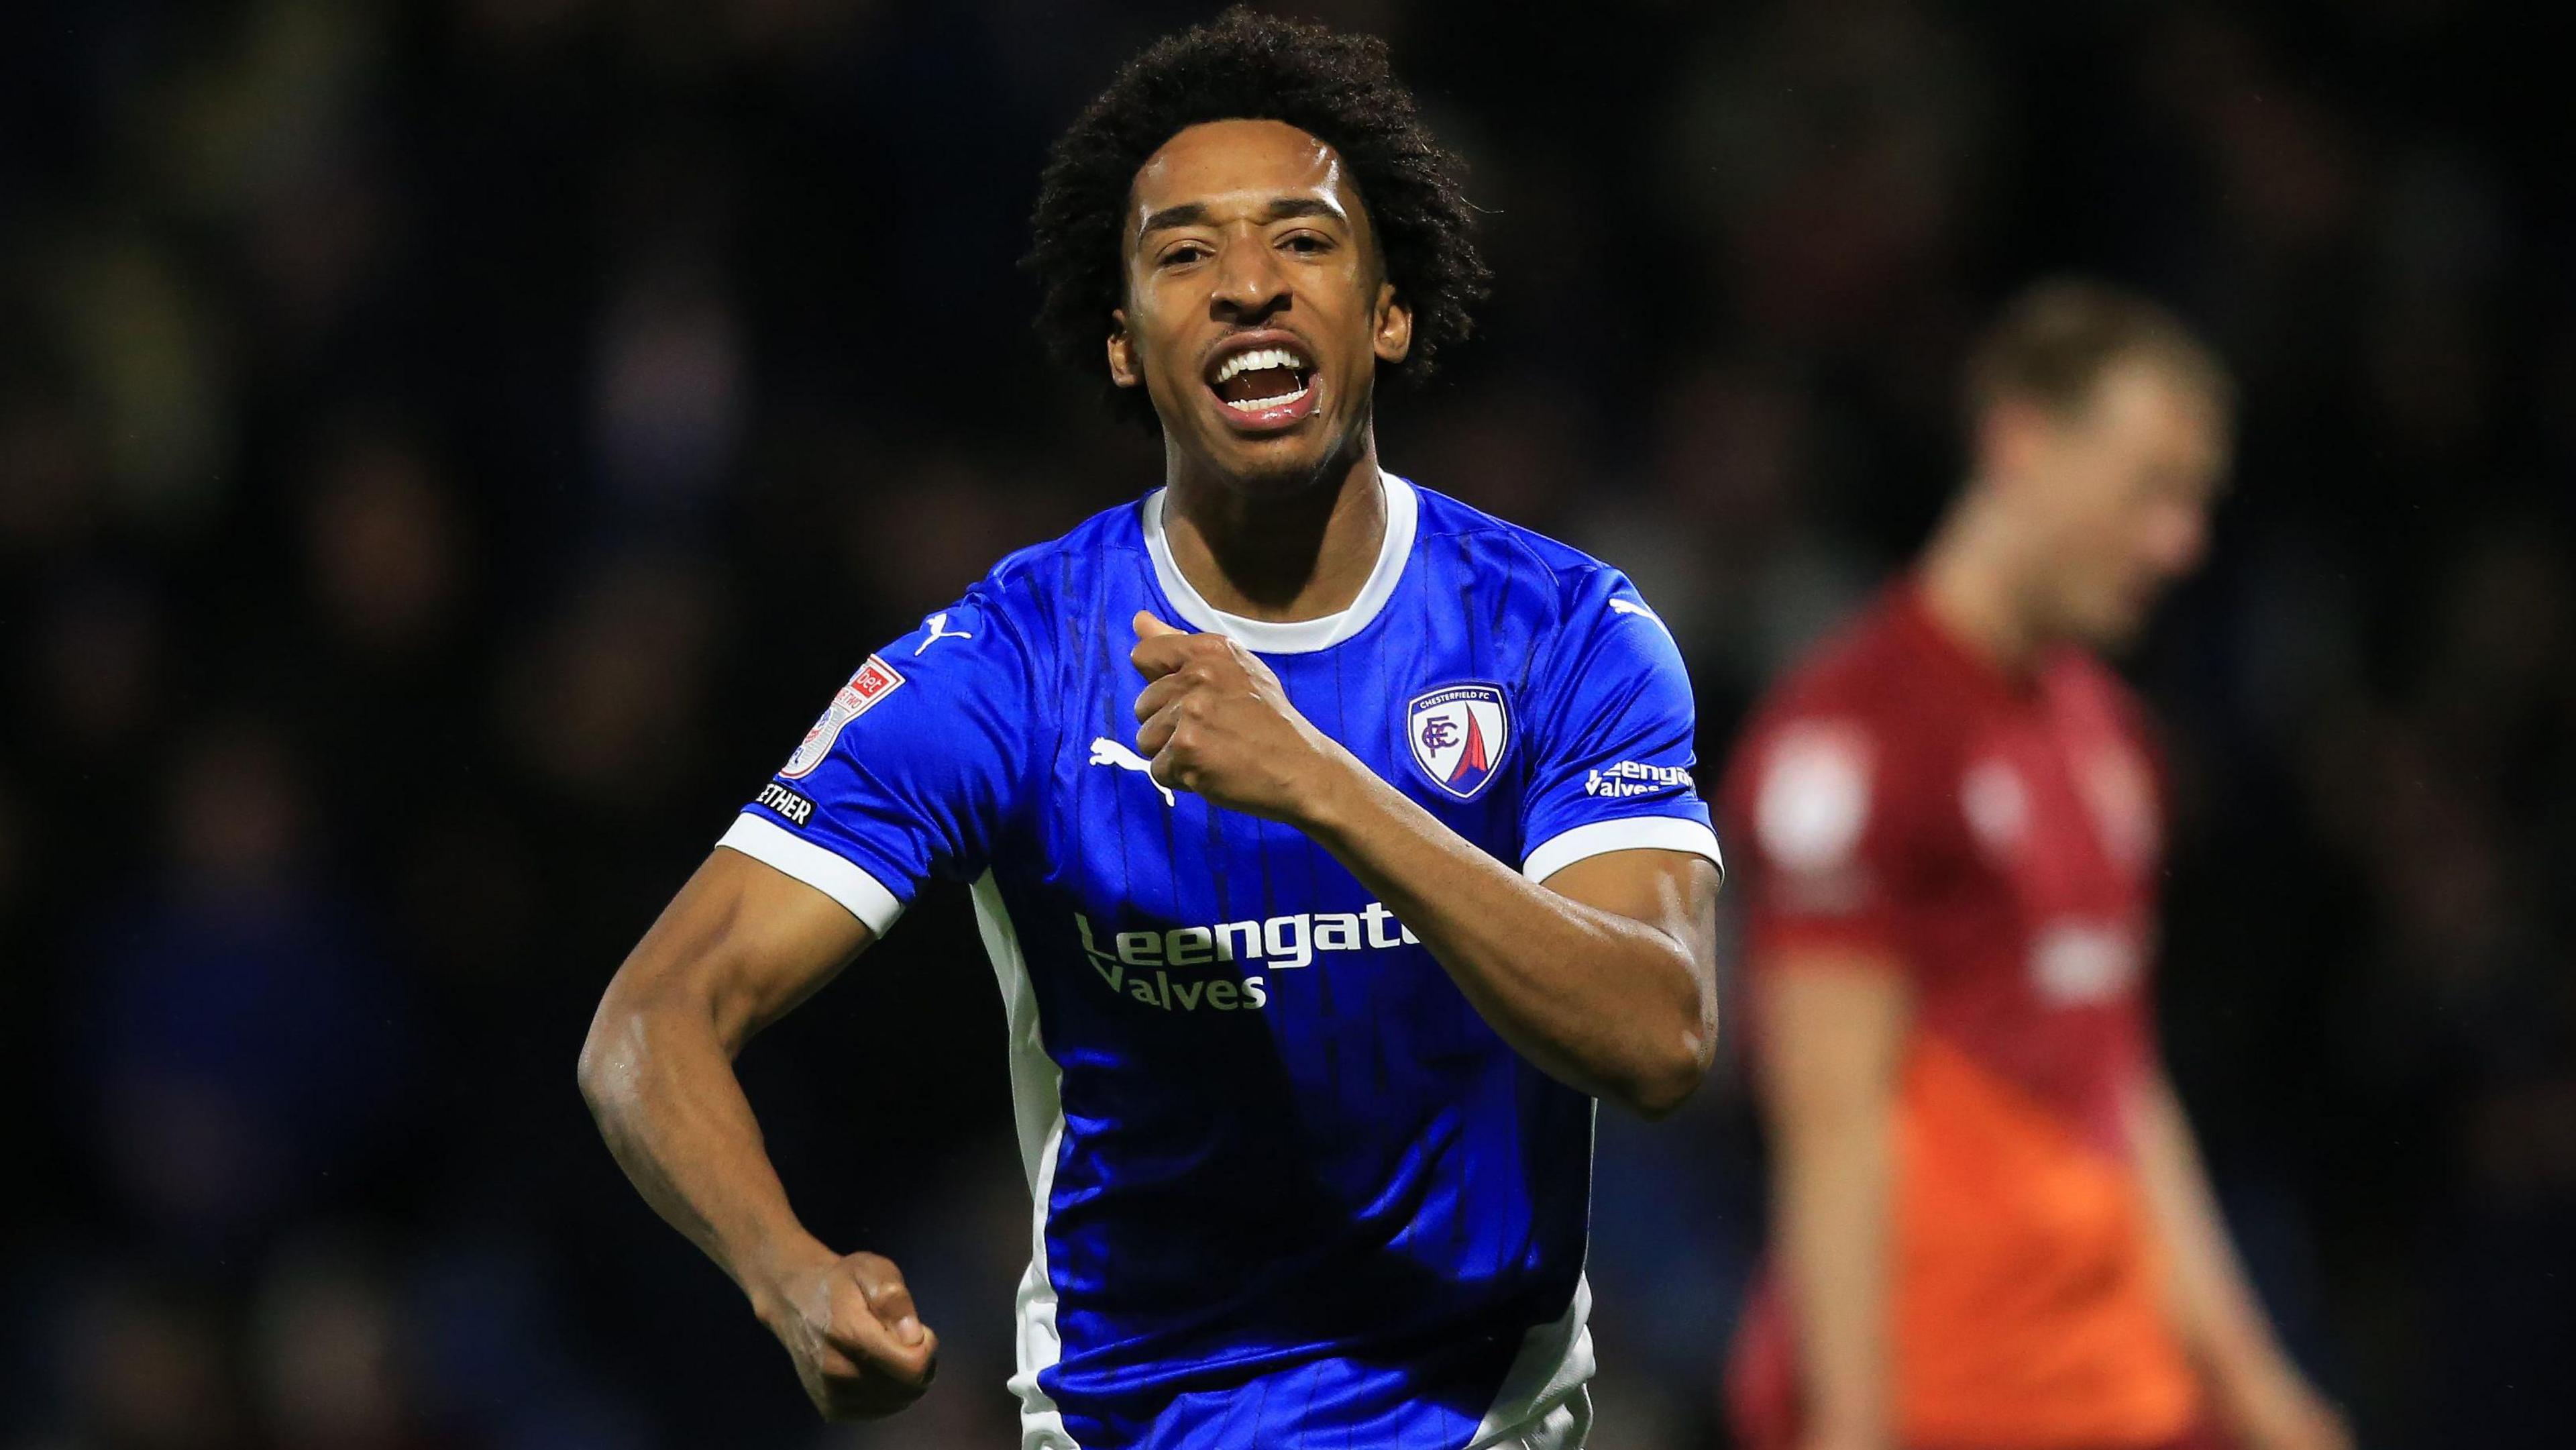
[0,395,108,560]
[25,578,164,766]
[56,1276,242,1450]
[75,717,407,1253]
[496,550,722,813]
[250,1236,422,1450]
[592,264,747,516]
[303,429,467,666]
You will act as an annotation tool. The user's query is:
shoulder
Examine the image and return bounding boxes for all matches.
[1407,485,1690,741]
[1407,480,1648,622]
[1405,480,1675,690]
[933,493,1155,660]
[977,494,1150,608]
[1758,589,1961,735]
[1723,590,1970,818]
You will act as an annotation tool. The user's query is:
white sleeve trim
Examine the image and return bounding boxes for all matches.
[716,813,908,935]
[1523,815,1726,886]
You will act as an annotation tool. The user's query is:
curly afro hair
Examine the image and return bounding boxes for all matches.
[1025,7,1490,427]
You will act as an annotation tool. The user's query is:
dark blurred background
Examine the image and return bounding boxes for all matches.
[3,1,2569,1446]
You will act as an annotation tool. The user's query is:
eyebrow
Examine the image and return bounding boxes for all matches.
[1138,196,1344,236]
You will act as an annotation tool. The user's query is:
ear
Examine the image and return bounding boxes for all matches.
[1977,397,2052,484]
[1106,309,1142,389]
[1371,281,1413,365]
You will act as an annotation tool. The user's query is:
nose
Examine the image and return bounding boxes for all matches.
[1210,233,1291,323]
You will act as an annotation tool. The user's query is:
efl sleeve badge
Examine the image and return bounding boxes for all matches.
[780,654,906,778]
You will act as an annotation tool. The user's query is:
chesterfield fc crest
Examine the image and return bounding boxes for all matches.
[1407,684,1511,802]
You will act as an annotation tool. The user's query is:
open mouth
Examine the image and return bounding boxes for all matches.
[1205,342,1317,427]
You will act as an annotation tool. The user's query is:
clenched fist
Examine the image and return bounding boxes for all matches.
[1130,611,1357,823]
[753,1248,939,1420]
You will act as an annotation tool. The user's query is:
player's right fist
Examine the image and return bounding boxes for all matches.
[754,1247,940,1420]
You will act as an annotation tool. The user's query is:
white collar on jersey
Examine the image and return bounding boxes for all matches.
[1142,470,1419,654]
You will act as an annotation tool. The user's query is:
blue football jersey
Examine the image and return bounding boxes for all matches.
[720,474,1722,1450]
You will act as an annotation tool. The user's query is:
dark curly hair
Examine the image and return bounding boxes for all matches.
[1024,7,1490,426]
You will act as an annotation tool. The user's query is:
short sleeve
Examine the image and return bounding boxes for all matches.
[1515,575,1725,883]
[716,591,1033,934]
[1722,707,1925,969]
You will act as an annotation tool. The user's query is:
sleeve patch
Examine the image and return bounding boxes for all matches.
[781,654,904,778]
[1756,722,1872,873]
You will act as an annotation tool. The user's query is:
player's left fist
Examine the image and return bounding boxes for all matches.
[1130,611,1354,823]
[754,1247,940,1422]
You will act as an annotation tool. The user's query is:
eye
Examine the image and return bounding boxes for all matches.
[1280,231,1330,255]
[1159,241,1211,268]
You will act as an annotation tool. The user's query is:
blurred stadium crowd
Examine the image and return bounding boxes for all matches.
[3,1,2569,1447]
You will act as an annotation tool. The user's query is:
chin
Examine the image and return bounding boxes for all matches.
[1197,419,1351,495]
[2076,601,2151,653]
[1226,448,1335,496]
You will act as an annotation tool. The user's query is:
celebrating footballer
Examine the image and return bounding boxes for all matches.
[580,11,1724,1448]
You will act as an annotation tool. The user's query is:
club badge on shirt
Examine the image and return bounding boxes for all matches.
[1408,683,1511,801]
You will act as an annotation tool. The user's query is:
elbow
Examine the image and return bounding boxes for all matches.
[577,996,642,1120]
[575,1020,611,1117]
[1615,1013,1721,1121]
[1617,943,1720,1120]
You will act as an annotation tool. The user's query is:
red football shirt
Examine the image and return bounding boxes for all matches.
[1723,582,2200,1450]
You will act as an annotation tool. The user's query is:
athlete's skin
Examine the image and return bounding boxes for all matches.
[579,116,1720,1424]
[1760,356,2351,1450]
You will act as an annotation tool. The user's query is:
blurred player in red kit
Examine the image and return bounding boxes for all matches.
[1722,281,2354,1450]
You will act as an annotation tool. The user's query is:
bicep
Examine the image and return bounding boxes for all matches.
[1754,953,1912,1133]
[1542,847,1721,970]
[606,847,878,1053]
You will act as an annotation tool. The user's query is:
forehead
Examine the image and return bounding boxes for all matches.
[1128,118,1357,227]
[2078,359,2228,454]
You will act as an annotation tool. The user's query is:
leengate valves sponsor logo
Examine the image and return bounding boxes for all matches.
[1584,760,1693,798]
[1072,902,1419,1013]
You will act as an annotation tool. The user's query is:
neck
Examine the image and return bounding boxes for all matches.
[1919,484,2049,678]
[1160,425,1386,622]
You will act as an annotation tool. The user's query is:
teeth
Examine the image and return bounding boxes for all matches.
[1214,346,1309,384]
[1224,379,1311,412]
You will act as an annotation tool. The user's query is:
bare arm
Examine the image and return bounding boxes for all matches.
[1305,775,1719,1117]
[1128,613,1720,1117]
[2128,1071,2352,1450]
[577,846,937,1420]
[1755,955,1911,1450]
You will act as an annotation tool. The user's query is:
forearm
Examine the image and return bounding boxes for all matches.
[1776,1104,1897,1443]
[2129,1074,2299,1402]
[1753,960,1911,1448]
[1300,754,1715,1115]
[580,997,832,1310]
